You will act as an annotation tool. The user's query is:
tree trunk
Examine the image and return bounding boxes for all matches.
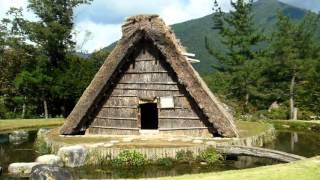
[22,96,26,119]
[244,93,250,112]
[43,99,48,119]
[289,74,296,120]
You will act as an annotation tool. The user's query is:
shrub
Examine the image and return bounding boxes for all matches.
[156,157,174,167]
[197,146,222,165]
[112,150,146,168]
[255,106,289,120]
[298,110,316,120]
[175,150,194,163]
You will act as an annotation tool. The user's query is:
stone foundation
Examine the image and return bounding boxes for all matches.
[39,122,276,167]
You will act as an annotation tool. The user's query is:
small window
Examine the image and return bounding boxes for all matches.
[160,96,174,109]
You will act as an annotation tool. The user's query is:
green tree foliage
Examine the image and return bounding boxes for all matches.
[22,0,92,68]
[261,12,320,119]
[207,0,264,112]
[205,0,320,118]
[0,0,109,119]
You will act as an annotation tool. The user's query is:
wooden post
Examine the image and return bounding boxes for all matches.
[43,99,48,119]
[293,108,298,120]
[22,96,26,119]
[289,74,296,120]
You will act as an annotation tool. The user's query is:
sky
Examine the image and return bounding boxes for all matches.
[0,0,319,53]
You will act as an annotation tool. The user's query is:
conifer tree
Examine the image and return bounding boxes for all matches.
[263,12,320,119]
[207,0,264,112]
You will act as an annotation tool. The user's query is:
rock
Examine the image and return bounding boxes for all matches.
[9,130,29,145]
[206,141,216,146]
[192,139,203,144]
[30,164,73,180]
[103,143,113,147]
[36,154,63,167]
[8,162,40,176]
[57,145,87,167]
[268,101,280,112]
[200,162,208,165]
[37,128,50,139]
[181,138,192,142]
[122,137,134,142]
[168,137,178,142]
[109,140,119,144]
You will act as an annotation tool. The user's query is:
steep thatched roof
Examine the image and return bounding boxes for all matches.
[60,15,239,137]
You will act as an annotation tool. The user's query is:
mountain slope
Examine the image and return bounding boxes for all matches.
[104,0,310,74]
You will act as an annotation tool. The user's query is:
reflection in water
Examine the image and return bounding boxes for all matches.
[0,130,39,177]
[265,131,320,158]
[8,130,29,145]
[291,132,298,152]
[67,156,278,179]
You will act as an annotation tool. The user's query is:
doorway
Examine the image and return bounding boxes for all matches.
[140,103,158,129]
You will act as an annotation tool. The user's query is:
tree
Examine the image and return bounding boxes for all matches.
[206,0,264,112]
[23,0,92,68]
[263,12,320,119]
[5,0,92,118]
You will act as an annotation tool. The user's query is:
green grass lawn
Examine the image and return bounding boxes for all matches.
[0,118,64,132]
[159,156,320,180]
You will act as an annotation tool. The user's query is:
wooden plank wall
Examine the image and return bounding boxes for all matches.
[87,44,210,136]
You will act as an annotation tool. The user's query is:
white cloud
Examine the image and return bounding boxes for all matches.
[0,0,235,53]
[75,0,229,52]
[74,21,121,53]
[0,0,35,20]
[2,0,318,53]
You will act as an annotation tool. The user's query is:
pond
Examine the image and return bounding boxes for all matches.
[265,131,320,158]
[0,129,319,179]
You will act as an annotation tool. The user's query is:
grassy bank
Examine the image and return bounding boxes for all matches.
[268,120,320,132]
[0,118,64,132]
[159,156,320,180]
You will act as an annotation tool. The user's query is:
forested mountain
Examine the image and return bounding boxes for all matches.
[105,0,310,74]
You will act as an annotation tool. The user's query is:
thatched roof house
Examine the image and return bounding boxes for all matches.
[60,15,239,137]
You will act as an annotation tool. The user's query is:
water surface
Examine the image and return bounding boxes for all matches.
[0,129,319,179]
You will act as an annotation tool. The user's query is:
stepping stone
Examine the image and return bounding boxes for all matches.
[36,154,63,167]
[30,164,73,180]
[57,145,87,167]
[8,162,40,176]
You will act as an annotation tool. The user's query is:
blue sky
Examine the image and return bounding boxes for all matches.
[0,0,319,53]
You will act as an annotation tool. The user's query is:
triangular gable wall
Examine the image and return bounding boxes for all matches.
[60,15,239,137]
[85,39,215,136]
